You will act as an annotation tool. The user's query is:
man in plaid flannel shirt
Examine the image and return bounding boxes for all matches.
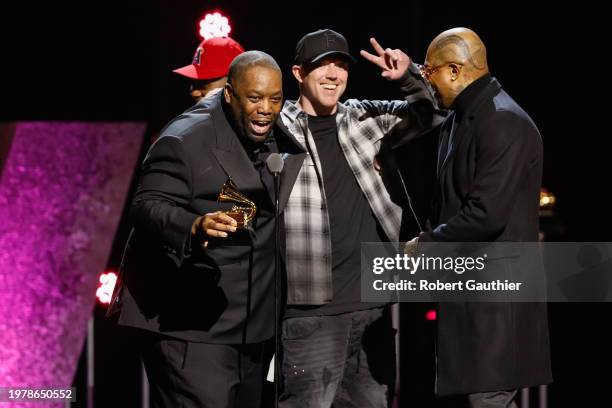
[278,29,437,407]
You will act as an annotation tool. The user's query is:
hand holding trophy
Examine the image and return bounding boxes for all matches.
[191,211,237,248]
[217,178,257,229]
[191,178,257,248]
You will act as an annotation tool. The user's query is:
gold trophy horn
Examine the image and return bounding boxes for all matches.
[217,178,257,228]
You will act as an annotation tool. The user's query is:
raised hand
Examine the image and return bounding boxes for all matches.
[360,37,411,81]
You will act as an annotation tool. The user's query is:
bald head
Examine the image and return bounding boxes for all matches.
[227,50,281,86]
[426,28,488,73]
[424,28,489,108]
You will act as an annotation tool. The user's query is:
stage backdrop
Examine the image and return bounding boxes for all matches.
[0,122,144,407]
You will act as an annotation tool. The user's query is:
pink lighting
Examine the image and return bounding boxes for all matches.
[96,272,118,305]
[199,12,231,40]
[0,122,143,391]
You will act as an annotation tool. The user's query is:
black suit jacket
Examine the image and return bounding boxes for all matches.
[108,94,306,344]
[420,77,553,395]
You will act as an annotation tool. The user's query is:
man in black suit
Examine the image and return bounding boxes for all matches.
[407,28,553,407]
[108,50,306,408]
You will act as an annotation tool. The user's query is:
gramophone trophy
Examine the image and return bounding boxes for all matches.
[217,178,256,228]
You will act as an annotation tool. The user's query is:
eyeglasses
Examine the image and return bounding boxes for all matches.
[418,62,462,79]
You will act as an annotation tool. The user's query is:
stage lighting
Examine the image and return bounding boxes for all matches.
[540,188,556,209]
[96,271,118,304]
[425,309,437,321]
[199,12,231,40]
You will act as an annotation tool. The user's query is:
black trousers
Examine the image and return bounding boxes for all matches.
[140,332,271,408]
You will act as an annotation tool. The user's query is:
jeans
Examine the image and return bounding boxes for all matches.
[468,390,518,408]
[279,307,395,408]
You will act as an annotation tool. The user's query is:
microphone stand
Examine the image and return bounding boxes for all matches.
[266,152,284,408]
[274,173,281,408]
[273,171,281,408]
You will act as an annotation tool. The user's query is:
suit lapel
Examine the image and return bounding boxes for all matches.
[209,99,265,195]
[437,113,455,175]
[439,113,471,175]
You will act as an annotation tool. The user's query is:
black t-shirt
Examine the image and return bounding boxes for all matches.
[285,114,386,317]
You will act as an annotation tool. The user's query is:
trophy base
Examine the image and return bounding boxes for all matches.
[224,211,249,229]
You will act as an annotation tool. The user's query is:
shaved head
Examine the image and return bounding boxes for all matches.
[426,27,488,73]
[424,28,490,108]
[227,50,281,86]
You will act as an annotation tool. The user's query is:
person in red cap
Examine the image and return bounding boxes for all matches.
[173,36,245,103]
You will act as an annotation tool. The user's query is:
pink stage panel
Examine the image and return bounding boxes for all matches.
[0,122,144,407]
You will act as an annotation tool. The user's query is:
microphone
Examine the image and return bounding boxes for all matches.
[266,153,284,175]
[265,152,283,408]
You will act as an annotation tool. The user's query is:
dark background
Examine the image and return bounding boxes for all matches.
[2,0,608,406]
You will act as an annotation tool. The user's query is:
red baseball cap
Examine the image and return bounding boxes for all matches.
[173,36,245,80]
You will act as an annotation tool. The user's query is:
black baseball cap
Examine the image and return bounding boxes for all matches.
[294,29,356,65]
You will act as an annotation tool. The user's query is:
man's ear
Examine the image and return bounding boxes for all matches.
[292,65,304,83]
[224,83,233,103]
[449,63,462,81]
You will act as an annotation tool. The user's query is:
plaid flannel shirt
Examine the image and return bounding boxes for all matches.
[281,65,435,304]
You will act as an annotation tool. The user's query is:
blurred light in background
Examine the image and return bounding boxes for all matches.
[199,12,231,40]
[540,188,556,209]
[96,271,118,305]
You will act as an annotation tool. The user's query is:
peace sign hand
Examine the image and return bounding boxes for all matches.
[360,37,411,81]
